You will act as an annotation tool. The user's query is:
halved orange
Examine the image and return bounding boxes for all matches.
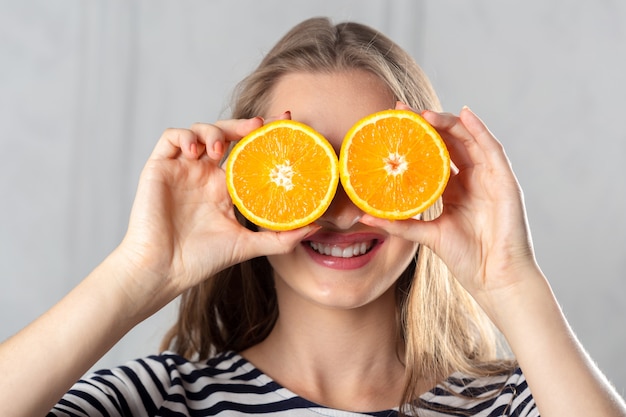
[225,120,339,231]
[339,109,450,219]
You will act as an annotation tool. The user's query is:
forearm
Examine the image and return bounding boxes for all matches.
[0,249,155,417]
[490,268,626,416]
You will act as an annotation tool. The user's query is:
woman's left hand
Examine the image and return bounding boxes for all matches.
[362,105,626,417]
[360,106,540,314]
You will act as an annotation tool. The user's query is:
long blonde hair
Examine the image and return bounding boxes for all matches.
[162,17,514,414]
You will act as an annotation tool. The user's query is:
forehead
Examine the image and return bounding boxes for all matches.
[265,70,395,147]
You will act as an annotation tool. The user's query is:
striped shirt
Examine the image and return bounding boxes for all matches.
[49,351,538,416]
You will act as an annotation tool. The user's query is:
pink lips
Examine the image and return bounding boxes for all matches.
[302,232,385,270]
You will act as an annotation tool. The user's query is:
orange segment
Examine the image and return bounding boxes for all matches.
[339,109,450,219]
[226,120,339,231]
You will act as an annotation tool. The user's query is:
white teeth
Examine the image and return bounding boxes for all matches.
[309,241,372,258]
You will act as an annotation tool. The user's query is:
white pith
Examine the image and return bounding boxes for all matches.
[270,161,294,191]
[383,152,408,176]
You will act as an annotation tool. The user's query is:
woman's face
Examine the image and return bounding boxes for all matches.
[264,70,419,311]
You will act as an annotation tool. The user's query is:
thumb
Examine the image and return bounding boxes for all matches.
[359,214,439,249]
[246,224,322,257]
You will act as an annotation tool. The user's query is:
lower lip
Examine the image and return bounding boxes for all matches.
[302,240,383,270]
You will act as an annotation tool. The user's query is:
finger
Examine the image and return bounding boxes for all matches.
[205,117,264,160]
[459,106,512,170]
[395,101,413,111]
[422,109,484,172]
[359,214,438,249]
[393,103,461,174]
[150,128,201,160]
[214,112,291,165]
[150,118,264,162]
[212,117,264,142]
[263,110,292,124]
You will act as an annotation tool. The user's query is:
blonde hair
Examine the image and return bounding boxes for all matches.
[162,17,514,414]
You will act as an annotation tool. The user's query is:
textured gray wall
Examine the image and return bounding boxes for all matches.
[1,1,625,397]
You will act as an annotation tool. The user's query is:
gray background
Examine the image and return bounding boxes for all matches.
[1,0,625,397]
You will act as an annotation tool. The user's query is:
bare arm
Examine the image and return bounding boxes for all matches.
[0,250,152,416]
[491,266,625,416]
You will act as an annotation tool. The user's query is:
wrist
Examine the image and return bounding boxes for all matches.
[478,266,565,348]
[95,246,178,324]
[472,264,553,333]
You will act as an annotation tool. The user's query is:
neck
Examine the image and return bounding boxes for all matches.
[242,283,406,412]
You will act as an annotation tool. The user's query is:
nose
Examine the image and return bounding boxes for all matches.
[316,183,365,230]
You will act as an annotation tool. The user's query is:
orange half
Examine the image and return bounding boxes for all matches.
[339,109,450,219]
[226,120,339,231]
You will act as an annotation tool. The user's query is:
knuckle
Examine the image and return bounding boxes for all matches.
[161,127,192,142]
[191,123,224,143]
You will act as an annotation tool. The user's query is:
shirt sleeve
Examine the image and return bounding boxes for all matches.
[48,354,176,417]
[417,367,540,416]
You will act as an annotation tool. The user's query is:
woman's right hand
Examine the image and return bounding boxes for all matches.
[115,117,318,316]
[0,116,321,417]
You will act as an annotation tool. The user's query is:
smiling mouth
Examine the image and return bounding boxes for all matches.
[307,240,377,258]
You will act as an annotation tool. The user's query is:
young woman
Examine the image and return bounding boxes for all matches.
[1,17,624,417]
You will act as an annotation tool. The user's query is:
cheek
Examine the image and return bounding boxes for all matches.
[384,238,419,276]
[265,245,307,279]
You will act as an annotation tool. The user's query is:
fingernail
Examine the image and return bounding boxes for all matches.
[189,142,198,157]
[302,224,321,239]
[212,140,224,155]
[395,101,413,111]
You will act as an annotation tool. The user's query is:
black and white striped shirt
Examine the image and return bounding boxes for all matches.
[49,351,538,416]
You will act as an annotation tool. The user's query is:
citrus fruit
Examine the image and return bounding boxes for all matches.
[339,109,450,219]
[225,120,339,231]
